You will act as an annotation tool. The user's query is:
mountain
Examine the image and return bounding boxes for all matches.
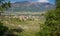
[7,1,56,12]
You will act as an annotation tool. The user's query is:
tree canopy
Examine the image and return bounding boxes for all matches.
[0,0,11,12]
[39,0,60,36]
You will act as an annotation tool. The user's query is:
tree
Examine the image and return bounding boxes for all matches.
[39,0,60,36]
[0,0,11,36]
[0,0,11,16]
[56,0,60,8]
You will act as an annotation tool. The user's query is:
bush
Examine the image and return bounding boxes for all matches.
[0,22,8,36]
[12,27,24,33]
[39,9,60,36]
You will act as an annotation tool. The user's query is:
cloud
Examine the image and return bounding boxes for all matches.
[37,0,49,3]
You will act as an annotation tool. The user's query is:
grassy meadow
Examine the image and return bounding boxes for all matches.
[1,12,45,36]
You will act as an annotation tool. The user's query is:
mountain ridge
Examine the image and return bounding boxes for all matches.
[7,1,56,12]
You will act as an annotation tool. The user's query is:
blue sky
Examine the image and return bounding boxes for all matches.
[7,0,55,4]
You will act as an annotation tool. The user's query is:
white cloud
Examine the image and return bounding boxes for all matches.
[37,0,49,3]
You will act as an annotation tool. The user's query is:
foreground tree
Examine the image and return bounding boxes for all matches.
[0,0,11,16]
[0,0,11,36]
[39,0,60,36]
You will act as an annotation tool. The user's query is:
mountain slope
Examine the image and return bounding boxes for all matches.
[7,1,56,12]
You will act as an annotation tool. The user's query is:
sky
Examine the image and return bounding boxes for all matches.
[7,0,55,4]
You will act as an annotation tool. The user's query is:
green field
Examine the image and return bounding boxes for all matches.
[2,16,45,36]
[2,12,45,16]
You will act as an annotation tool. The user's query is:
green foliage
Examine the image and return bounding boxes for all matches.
[39,9,60,36]
[0,0,18,36]
[0,22,18,36]
[56,0,60,8]
[39,0,60,36]
[0,22,8,36]
[0,0,11,14]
